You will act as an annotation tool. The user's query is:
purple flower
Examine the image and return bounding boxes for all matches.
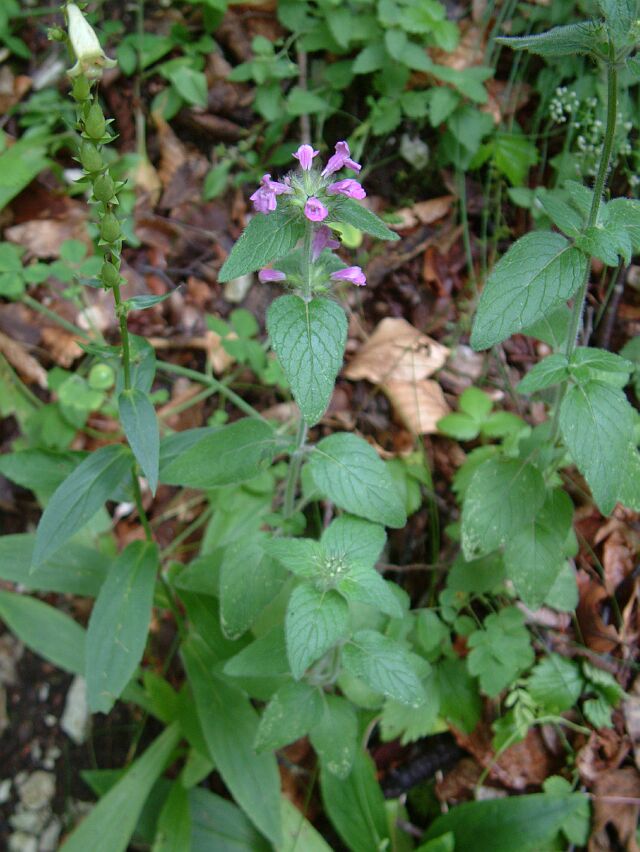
[304,197,329,222]
[258,268,286,283]
[321,141,362,177]
[249,173,291,214]
[312,226,340,260]
[293,144,319,170]
[327,179,366,200]
[331,266,366,287]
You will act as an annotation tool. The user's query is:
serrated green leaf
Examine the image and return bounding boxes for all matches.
[560,380,636,514]
[264,537,323,578]
[321,514,386,568]
[342,629,424,706]
[0,589,85,674]
[517,354,569,394]
[467,608,534,697]
[380,666,440,744]
[471,232,587,350]
[569,347,633,385]
[504,489,573,609]
[285,584,349,679]
[538,192,583,236]
[32,444,133,569]
[576,222,632,266]
[604,198,640,253]
[220,536,285,639]
[583,695,614,728]
[309,433,407,528]
[254,681,323,752]
[544,562,579,611]
[496,21,603,56]
[527,654,584,713]
[182,635,282,846]
[63,724,181,852]
[267,295,347,425]
[320,750,390,852]
[119,389,159,495]
[461,458,546,560]
[218,207,305,282]
[330,197,399,241]
[309,695,358,779]
[161,419,279,488]
[437,413,480,440]
[337,563,403,617]
[86,541,159,714]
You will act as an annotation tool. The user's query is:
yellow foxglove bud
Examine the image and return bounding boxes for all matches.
[66,4,116,80]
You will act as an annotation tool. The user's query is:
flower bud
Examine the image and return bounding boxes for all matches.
[66,3,117,80]
[100,213,121,243]
[79,141,104,173]
[100,260,121,288]
[93,173,115,203]
[71,75,91,102]
[84,102,106,140]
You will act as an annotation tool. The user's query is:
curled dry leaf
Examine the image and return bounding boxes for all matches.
[5,210,90,259]
[0,330,47,388]
[345,317,449,384]
[384,378,449,435]
[391,196,454,230]
[590,766,640,852]
[623,676,640,772]
[40,326,83,368]
[576,574,619,654]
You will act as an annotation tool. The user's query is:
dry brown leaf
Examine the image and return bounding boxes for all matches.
[392,196,454,230]
[153,113,188,188]
[40,326,83,368]
[624,677,640,771]
[430,23,486,70]
[383,378,449,435]
[590,767,640,852]
[134,156,163,205]
[0,66,31,116]
[345,317,449,384]
[5,209,90,258]
[0,330,47,387]
[576,575,619,654]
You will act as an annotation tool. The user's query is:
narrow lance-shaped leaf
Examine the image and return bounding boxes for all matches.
[86,540,159,714]
[495,21,604,56]
[119,388,160,495]
[267,295,348,426]
[160,419,279,488]
[330,197,400,241]
[62,724,181,852]
[181,634,283,846]
[32,444,133,569]
[0,589,85,675]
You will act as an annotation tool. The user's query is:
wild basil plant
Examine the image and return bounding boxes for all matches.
[0,5,442,848]
[439,2,640,613]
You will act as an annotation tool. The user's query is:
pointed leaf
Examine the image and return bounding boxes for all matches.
[309,433,407,528]
[0,589,85,674]
[560,380,636,514]
[309,695,358,779]
[342,630,424,706]
[86,541,159,713]
[461,458,546,560]
[267,295,347,425]
[33,444,133,568]
[152,783,191,852]
[471,232,587,350]
[337,563,403,617]
[321,515,386,568]
[161,419,279,488]
[254,681,323,752]
[285,584,349,679]
[62,724,181,852]
[218,207,305,282]
[496,21,603,56]
[182,635,282,846]
[119,389,159,494]
[330,197,400,241]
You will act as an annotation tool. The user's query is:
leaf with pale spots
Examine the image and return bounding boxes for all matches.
[309,695,358,779]
[342,630,425,706]
[254,681,323,752]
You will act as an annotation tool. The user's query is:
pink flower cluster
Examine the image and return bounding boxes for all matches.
[255,140,368,288]
[249,140,365,223]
